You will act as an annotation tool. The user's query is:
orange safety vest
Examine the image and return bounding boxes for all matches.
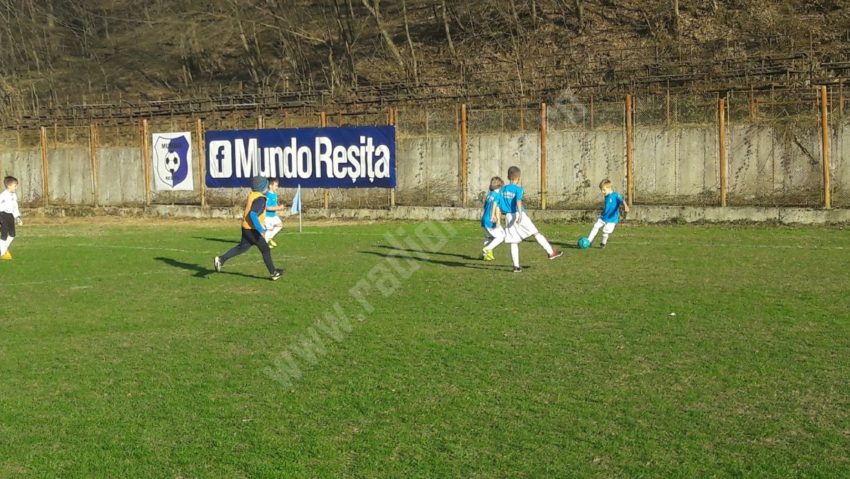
[241,191,267,230]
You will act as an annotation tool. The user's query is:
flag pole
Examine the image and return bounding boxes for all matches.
[299,207,302,233]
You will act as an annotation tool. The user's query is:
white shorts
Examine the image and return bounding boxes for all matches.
[483,225,505,240]
[593,218,617,234]
[504,213,539,244]
[264,215,282,230]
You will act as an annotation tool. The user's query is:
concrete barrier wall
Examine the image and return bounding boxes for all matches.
[2,121,848,209]
[0,149,43,207]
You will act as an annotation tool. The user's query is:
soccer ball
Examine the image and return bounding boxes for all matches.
[164,151,181,174]
[577,236,591,249]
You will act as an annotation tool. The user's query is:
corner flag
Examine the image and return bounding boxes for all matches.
[291,185,302,232]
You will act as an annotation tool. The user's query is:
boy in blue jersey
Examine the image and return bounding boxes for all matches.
[263,178,285,248]
[214,176,284,281]
[501,166,562,272]
[481,176,505,261]
[586,178,630,248]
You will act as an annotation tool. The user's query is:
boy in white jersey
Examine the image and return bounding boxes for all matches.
[501,166,562,272]
[0,176,23,260]
[481,176,506,261]
[263,178,285,248]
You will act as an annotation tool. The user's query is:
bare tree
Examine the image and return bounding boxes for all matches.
[401,0,419,85]
[439,0,457,58]
[360,0,405,69]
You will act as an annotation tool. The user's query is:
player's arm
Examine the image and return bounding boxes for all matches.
[248,197,266,233]
[491,205,500,225]
[516,200,523,221]
[620,194,630,214]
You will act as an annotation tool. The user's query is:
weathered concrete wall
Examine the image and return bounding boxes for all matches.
[47,147,93,205]
[467,132,540,207]
[396,135,459,206]
[548,128,627,207]
[4,120,850,210]
[0,149,42,206]
[97,148,145,206]
[831,123,850,207]
[727,124,823,206]
[634,127,719,205]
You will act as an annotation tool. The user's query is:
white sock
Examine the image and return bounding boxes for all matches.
[602,233,610,245]
[510,243,520,268]
[534,234,554,255]
[0,236,14,255]
[588,225,601,243]
[485,235,504,251]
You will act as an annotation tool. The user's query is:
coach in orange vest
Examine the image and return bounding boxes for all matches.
[214,176,284,281]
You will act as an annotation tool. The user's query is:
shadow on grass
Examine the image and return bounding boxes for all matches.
[359,250,519,272]
[551,241,581,249]
[376,244,480,261]
[154,257,264,280]
[193,236,236,245]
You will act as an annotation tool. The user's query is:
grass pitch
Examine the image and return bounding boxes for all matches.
[1,219,849,478]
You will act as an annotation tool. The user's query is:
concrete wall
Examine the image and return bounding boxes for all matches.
[3,120,849,209]
[0,149,42,206]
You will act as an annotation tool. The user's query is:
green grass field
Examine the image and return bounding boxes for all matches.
[2,219,849,478]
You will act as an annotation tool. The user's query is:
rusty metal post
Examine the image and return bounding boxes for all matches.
[196,118,206,207]
[625,94,635,206]
[141,119,151,206]
[388,107,397,208]
[821,85,831,209]
[40,126,49,207]
[257,115,265,129]
[89,123,99,207]
[719,98,728,207]
[540,102,548,210]
[459,104,469,207]
[320,111,329,209]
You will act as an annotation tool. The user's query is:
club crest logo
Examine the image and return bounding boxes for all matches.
[154,134,191,187]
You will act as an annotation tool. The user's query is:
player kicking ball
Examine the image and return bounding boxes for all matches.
[501,166,562,272]
[585,178,629,248]
[214,176,284,281]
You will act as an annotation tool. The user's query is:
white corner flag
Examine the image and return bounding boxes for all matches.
[291,185,302,233]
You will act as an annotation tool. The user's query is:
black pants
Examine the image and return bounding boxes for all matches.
[0,212,15,241]
[220,228,276,274]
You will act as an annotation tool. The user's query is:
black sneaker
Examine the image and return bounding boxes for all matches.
[513,266,522,273]
[214,256,222,272]
[600,243,607,249]
[270,269,284,281]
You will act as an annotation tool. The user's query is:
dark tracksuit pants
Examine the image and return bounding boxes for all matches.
[220,228,276,274]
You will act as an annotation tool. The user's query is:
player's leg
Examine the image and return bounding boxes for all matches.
[268,217,283,243]
[0,213,15,258]
[246,229,279,276]
[510,243,521,271]
[218,229,253,267]
[587,219,605,243]
[601,223,617,247]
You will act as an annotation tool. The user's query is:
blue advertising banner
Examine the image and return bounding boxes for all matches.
[205,126,396,188]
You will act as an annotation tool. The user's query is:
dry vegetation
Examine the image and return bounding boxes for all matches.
[0,0,848,109]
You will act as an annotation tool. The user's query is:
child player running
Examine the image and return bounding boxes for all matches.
[263,178,285,248]
[481,176,506,261]
[501,166,562,272]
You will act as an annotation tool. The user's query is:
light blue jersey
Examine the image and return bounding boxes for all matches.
[481,190,502,229]
[266,191,279,218]
[500,183,525,214]
[600,191,625,223]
